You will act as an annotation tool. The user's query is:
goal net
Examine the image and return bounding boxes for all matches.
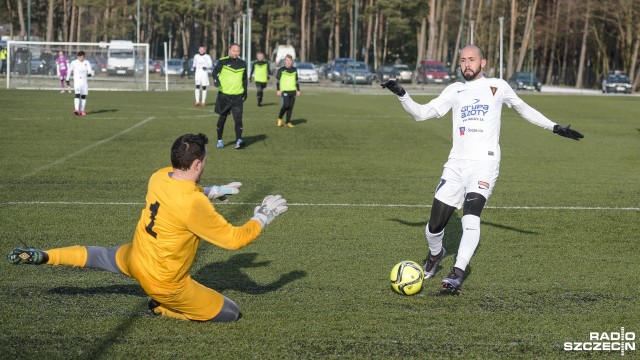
[5,41,150,91]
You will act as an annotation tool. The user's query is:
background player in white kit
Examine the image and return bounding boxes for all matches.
[382,45,583,294]
[66,51,94,116]
[192,46,213,107]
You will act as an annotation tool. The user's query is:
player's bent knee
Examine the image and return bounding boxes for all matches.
[463,192,487,217]
[209,296,240,322]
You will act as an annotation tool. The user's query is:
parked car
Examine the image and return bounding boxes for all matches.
[160,58,184,76]
[393,64,413,83]
[30,52,57,75]
[330,57,354,82]
[416,60,450,84]
[508,72,542,92]
[317,63,331,79]
[341,61,374,85]
[376,64,398,83]
[601,71,632,94]
[296,62,319,83]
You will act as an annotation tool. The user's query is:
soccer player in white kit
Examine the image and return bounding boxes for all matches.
[66,51,94,116]
[192,46,213,107]
[382,45,583,294]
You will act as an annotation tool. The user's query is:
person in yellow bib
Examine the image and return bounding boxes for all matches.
[276,55,300,128]
[250,52,270,107]
[8,133,289,322]
[212,43,248,149]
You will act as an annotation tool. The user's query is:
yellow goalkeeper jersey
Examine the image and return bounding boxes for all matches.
[126,167,261,289]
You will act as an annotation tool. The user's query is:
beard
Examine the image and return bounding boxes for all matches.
[461,66,483,81]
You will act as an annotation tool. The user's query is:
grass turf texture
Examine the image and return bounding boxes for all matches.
[0,88,639,359]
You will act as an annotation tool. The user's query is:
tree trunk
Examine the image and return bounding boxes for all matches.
[17,0,25,39]
[426,0,436,60]
[437,0,448,62]
[575,0,590,88]
[327,10,334,61]
[349,0,353,59]
[76,6,84,42]
[334,0,340,58]
[545,0,561,85]
[46,0,54,41]
[416,17,426,68]
[559,0,573,85]
[629,22,640,90]
[507,0,516,78]
[486,0,497,70]
[515,0,536,73]
[451,0,466,72]
[300,0,307,61]
[372,10,378,69]
[364,0,373,66]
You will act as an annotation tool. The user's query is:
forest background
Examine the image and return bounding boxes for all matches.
[1,0,639,90]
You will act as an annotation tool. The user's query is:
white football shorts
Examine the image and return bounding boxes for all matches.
[434,158,500,209]
[74,80,89,95]
[195,71,210,87]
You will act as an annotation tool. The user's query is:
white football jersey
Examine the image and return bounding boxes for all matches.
[67,59,93,84]
[192,53,213,74]
[401,77,552,161]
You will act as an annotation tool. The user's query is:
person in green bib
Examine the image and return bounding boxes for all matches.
[250,52,270,107]
[275,55,301,128]
[212,43,248,149]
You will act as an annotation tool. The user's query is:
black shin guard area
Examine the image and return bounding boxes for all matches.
[428,198,456,234]
[462,192,487,217]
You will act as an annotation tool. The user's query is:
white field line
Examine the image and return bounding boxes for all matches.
[19,117,155,179]
[0,201,637,211]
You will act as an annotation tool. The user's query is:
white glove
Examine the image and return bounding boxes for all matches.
[251,195,288,228]
[203,182,242,202]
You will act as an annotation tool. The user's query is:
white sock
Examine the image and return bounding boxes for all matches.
[454,215,481,271]
[80,99,86,111]
[201,90,207,104]
[74,98,80,110]
[425,223,444,256]
[195,89,200,103]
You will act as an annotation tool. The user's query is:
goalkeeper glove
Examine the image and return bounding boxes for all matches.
[242,92,248,102]
[251,195,288,228]
[203,182,242,202]
[381,80,406,96]
[553,124,584,141]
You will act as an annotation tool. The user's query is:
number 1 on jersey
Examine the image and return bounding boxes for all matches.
[145,201,160,238]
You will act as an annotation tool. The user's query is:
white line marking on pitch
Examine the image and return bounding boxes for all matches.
[19,117,155,179]
[0,201,637,211]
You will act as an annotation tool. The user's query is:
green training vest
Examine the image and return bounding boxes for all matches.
[279,70,297,92]
[219,65,245,95]
[254,63,268,83]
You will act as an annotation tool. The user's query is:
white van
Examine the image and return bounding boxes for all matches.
[272,45,296,71]
[107,40,135,76]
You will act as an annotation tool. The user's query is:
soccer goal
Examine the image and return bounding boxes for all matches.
[5,41,150,91]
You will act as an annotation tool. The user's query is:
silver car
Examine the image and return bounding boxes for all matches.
[393,64,413,83]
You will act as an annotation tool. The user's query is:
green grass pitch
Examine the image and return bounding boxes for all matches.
[0,87,639,359]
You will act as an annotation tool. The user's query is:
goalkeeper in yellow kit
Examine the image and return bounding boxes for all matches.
[8,133,288,322]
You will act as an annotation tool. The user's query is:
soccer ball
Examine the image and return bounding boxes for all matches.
[390,261,424,296]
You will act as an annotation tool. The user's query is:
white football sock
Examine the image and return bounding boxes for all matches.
[425,223,444,256]
[454,215,481,271]
[74,98,80,111]
[195,89,200,103]
[202,90,207,104]
[80,99,86,111]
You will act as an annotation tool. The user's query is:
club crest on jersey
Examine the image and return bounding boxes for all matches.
[478,181,490,189]
[490,86,498,96]
[459,127,465,135]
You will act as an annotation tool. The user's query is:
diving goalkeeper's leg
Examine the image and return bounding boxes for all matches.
[8,245,124,274]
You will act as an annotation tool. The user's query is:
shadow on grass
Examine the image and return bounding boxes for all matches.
[193,252,307,294]
[88,109,119,115]
[49,284,146,297]
[291,118,307,126]
[221,134,267,148]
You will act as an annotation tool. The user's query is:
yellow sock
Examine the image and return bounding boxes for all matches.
[46,245,88,267]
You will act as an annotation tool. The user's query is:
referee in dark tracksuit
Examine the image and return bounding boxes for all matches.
[212,43,247,149]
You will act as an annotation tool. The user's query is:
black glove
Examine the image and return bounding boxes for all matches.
[242,92,247,102]
[381,80,406,96]
[213,79,220,88]
[553,124,584,141]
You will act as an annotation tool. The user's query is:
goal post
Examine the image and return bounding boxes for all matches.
[5,40,150,91]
